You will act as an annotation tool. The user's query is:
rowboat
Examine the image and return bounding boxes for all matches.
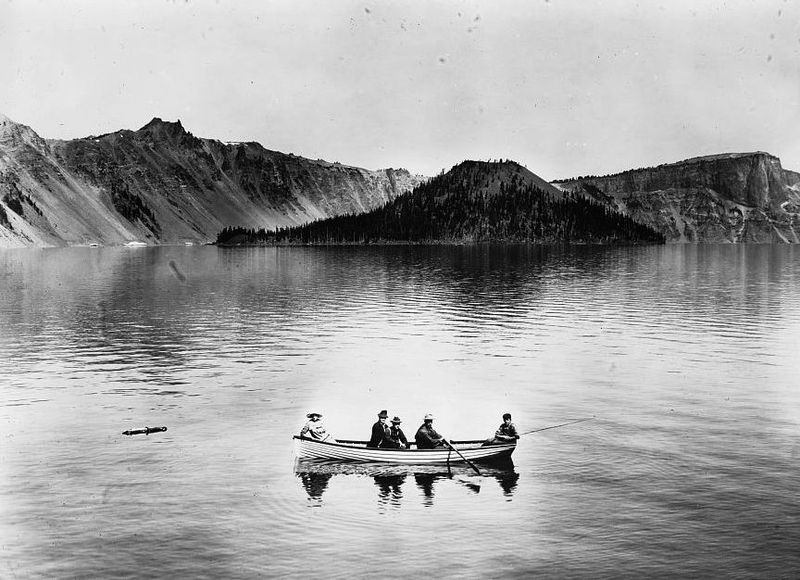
[293,435,516,465]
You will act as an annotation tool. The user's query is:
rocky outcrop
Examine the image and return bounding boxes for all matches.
[0,114,425,247]
[221,160,665,245]
[553,152,800,243]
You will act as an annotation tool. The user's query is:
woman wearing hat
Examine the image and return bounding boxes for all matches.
[415,413,447,449]
[386,416,410,449]
[300,412,331,441]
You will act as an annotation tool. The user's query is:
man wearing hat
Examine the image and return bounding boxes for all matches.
[367,410,391,448]
[386,416,410,449]
[415,413,447,449]
[300,412,331,441]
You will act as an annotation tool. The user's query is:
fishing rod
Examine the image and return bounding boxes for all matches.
[519,417,594,437]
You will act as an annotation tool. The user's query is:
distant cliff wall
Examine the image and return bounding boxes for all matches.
[0,115,425,247]
[554,153,800,242]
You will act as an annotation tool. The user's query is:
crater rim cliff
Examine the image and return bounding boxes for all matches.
[0,113,427,248]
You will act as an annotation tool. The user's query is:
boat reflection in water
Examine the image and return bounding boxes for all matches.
[295,458,519,508]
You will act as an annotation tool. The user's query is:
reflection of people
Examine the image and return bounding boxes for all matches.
[414,472,437,505]
[374,474,406,506]
[298,472,333,501]
[496,470,520,496]
[415,413,446,449]
[367,410,391,447]
[387,416,410,449]
[300,412,331,441]
[486,413,519,445]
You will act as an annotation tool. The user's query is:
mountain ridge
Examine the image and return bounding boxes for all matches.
[3,113,799,246]
[0,114,426,247]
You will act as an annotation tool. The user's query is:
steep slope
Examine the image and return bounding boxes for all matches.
[218,160,664,245]
[553,152,800,242]
[0,114,425,247]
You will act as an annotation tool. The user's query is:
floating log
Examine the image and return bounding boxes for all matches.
[122,426,168,436]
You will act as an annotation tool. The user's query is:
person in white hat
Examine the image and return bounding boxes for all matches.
[300,412,331,441]
[414,413,447,449]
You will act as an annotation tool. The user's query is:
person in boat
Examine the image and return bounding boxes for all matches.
[367,409,391,448]
[415,413,447,449]
[300,412,331,441]
[486,412,519,445]
[386,416,411,449]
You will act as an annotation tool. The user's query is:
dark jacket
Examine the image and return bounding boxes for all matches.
[415,422,445,449]
[367,420,390,448]
[386,425,410,449]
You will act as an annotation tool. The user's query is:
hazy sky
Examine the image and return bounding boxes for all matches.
[2,0,799,178]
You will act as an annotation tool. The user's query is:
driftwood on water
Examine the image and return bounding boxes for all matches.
[122,426,168,436]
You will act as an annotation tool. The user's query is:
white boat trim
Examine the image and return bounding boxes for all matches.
[293,436,515,464]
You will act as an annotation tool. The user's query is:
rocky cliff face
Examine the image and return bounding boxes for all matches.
[0,114,425,247]
[553,152,800,242]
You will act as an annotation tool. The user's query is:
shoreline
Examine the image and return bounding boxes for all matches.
[215,238,666,248]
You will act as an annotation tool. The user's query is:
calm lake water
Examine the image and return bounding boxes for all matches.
[1,244,799,578]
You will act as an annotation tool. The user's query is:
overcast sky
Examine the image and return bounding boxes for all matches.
[2,0,799,178]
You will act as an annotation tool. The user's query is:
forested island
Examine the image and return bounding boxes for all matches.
[217,161,665,245]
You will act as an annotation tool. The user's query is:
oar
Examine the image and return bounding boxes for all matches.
[443,440,482,476]
[519,417,594,437]
[454,476,481,493]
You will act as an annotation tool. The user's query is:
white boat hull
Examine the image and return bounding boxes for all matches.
[293,436,515,464]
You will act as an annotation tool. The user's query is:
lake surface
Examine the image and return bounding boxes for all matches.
[1,244,799,578]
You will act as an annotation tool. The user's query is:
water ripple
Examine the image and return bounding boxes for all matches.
[1,245,800,577]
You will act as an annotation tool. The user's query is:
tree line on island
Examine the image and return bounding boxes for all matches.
[216,161,665,245]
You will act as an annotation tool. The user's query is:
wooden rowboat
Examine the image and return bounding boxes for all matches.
[293,435,515,464]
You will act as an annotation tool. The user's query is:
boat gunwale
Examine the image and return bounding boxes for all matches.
[292,435,516,453]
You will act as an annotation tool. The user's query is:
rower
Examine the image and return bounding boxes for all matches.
[414,413,447,449]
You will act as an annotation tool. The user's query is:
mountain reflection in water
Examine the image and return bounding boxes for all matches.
[295,459,519,508]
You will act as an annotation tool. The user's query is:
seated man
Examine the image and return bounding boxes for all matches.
[415,413,447,449]
[386,416,411,449]
[485,412,519,445]
[367,410,391,448]
[300,412,332,441]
